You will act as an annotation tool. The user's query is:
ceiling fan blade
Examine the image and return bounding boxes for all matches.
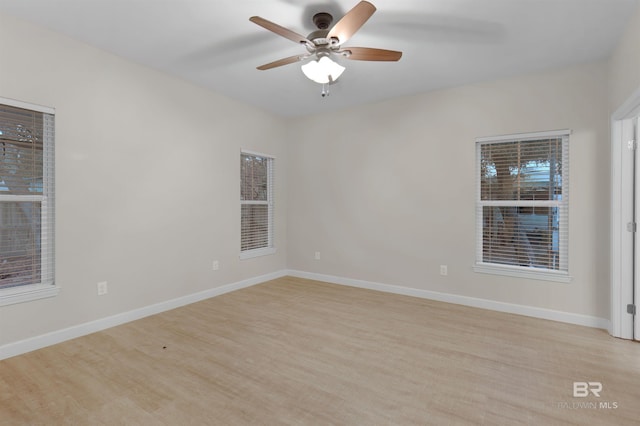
[250,16,312,46]
[257,54,306,70]
[340,47,402,61]
[327,1,376,45]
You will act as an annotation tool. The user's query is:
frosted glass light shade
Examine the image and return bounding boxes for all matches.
[301,56,345,84]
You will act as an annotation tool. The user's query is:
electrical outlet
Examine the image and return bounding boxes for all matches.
[97,281,108,296]
[212,260,219,271]
[440,265,448,276]
[314,251,321,260]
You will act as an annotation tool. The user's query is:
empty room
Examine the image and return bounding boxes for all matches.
[1,0,640,424]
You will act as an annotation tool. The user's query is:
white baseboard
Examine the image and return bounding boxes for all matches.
[1,269,610,361]
[0,270,287,361]
[286,270,610,330]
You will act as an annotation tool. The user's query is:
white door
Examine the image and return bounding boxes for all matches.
[635,116,640,341]
[611,91,640,340]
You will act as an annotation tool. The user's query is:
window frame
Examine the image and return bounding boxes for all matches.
[239,149,276,260]
[0,97,58,306]
[473,129,572,283]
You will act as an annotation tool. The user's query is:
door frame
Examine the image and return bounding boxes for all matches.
[610,86,640,339]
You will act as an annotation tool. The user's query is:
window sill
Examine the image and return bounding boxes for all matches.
[240,247,277,260]
[0,283,60,307]
[473,263,572,283]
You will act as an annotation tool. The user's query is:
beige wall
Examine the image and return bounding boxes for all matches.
[0,13,287,346]
[286,62,610,319]
[609,4,640,111]
[3,5,636,348]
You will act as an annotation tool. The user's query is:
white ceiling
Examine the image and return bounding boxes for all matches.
[1,0,638,117]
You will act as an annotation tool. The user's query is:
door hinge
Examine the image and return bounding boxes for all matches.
[628,140,637,150]
[627,222,636,233]
[628,304,636,315]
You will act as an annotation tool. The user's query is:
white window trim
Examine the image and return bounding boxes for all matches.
[239,247,277,260]
[475,129,572,143]
[0,97,59,306]
[0,283,60,306]
[0,97,54,115]
[240,149,275,260]
[473,129,572,282]
[474,263,571,283]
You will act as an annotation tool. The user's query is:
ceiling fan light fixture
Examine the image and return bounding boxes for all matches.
[301,56,345,84]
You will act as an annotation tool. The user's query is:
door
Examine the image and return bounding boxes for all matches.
[611,91,640,340]
[635,116,640,341]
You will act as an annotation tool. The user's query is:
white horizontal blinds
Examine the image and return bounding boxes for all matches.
[41,113,55,286]
[477,132,569,272]
[0,102,55,289]
[558,134,569,272]
[240,152,274,252]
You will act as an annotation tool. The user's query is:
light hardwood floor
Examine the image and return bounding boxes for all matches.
[1,276,639,425]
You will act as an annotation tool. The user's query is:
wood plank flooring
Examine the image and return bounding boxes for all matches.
[1,276,639,425]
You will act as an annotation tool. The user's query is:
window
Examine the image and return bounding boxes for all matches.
[240,150,275,259]
[474,130,570,282]
[0,98,57,306]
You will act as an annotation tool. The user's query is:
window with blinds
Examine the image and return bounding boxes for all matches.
[240,151,275,259]
[0,98,56,302]
[475,130,570,282]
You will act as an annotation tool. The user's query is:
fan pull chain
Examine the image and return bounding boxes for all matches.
[321,83,330,98]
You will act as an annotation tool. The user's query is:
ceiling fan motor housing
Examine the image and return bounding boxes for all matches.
[307,13,337,47]
[306,29,331,47]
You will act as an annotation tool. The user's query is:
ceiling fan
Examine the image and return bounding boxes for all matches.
[249,1,402,95]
